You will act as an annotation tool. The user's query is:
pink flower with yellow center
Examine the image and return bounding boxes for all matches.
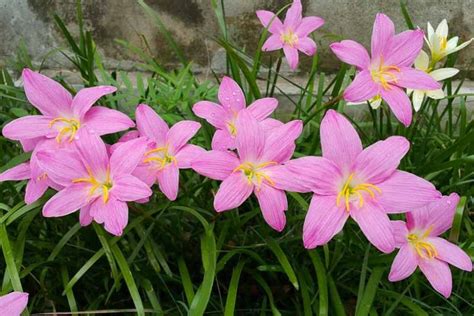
[0,291,28,316]
[330,13,441,126]
[257,0,324,70]
[191,110,303,231]
[193,76,279,151]
[36,128,151,236]
[389,193,472,298]
[287,110,441,252]
[2,68,134,148]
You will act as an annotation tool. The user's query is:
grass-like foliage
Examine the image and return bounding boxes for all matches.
[0,0,472,315]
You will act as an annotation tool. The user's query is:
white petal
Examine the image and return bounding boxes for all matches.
[430,68,459,81]
[446,36,459,51]
[426,89,445,99]
[447,38,473,54]
[436,19,448,38]
[427,22,435,45]
[414,50,430,70]
[412,90,425,111]
[370,98,382,109]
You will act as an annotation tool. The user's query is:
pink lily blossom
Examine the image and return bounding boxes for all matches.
[192,110,303,231]
[0,291,28,316]
[2,68,134,148]
[287,110,441,252]
[193,76,278,151]
[257,0,324,70]
[330,13,441,126]
[36,128,152,236]
[389,193,472,298]
[122,104,203,201]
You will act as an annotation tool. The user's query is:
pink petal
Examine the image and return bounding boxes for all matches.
[377,171,441,213]
[211,129,235,151]
[191,150,240,180]
[192,101,227,129]
[380,86,412,127]
[175,144,206,169]
[72,86,117,119]
[371,13,395,58]
[167,120,201,152]
[283,46,299,71]
[82,106,135,136]
[110,137,148,175]
[75,128,109,175]
[255,184,287,231]
[22,68,72,116]
[264,165,309,193]
[79,204,93,226]
[118,130,139,143]
[43,184,90,217]
[396,67,441,90]
[262,35,284,52]
[384,30,424,67]
[36,150,87,187]
[20,137,42,152]
[25,178,49,204]
[0,291,28,316]
[350,202,395,253]
[132,165,157,187]
[235,110,265,161]
[256,10,283,34]
[330,40,370,69]
[428,237,473,271]
[136,104,169,143]
[214,173,253,212]
[157,164,180,201]
[354,136,410,184]
[247,97,278,121]
[261,118,284,131]
[303,195,349,249]
[388,245,418,281]
[0,163,31,181]
[93,198,128,236]
[418,258,452,298]
[407,193,459,235]
[261,120,302,163]
[284,0,302,29]
[285,156,341,195]
[343,70,379,102]
[320,110,362,172]
[112,174,152,202]
[218,76,246,112]
[2,115,53,140]
[392,220,409,248]
[295,16,325,37]
[297,37,317,56]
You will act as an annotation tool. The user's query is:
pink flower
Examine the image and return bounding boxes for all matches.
[0,291,28,316]
[330,13,441,126]
[0,139,64,204]
[192,110,304,231]
[126,104,203,201]
[257,0,324,70]
[389,193,472,298]
[2,68,134,148]
[36,128,152,236]
[287,110,441,252]
[193,76,279,151]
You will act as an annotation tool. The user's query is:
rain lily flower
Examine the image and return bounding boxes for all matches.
[2,68,134,148]
[256,0,324,70]
[389,193,472,298]
[193,76,278,150]
[126,104,203,201]
[330,13,441,126]
[287,110,441,252]
[192,110,303,231]
[36,128,152,236]
[408,50,459,111]
[0,291,28,316]
[426,19,473,64]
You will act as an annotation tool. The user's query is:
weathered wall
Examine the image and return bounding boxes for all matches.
[0,0,473,75]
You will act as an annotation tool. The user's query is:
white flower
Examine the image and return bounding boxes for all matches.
[426,19,473,63]
[347,95,382,110]
[407,51,459,111]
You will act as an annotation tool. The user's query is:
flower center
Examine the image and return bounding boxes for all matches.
[227,121,237,137]
[72,167,112,203]
[143,146,177,170]
[280,30,298,47]
[370,57,401,90]
[233,161,276,188]
[440,36,448,51]
[336,173,382,212]
[49,117,81,143]
[407,227,437,259]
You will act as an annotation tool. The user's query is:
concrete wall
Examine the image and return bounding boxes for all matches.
[0,0,473,76]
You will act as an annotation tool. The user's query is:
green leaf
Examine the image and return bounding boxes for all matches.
[224,260,245,316]
[266,237,299,290]
[309,250,328,316]
[356,267,385,316]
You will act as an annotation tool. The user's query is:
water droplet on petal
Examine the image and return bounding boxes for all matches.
[236,98,240,102]
[447,200,451,205]
[225,97,230,101]
[232,91,237,96]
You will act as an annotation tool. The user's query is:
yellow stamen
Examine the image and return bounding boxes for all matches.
[143,145,177,170]
[72,167,112,203]
[233,161,276,189]
[407,227,437,259]
[280,30,298,47]
[370,56,401,90]
[336,173,382,212]
[49,117,81,143]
